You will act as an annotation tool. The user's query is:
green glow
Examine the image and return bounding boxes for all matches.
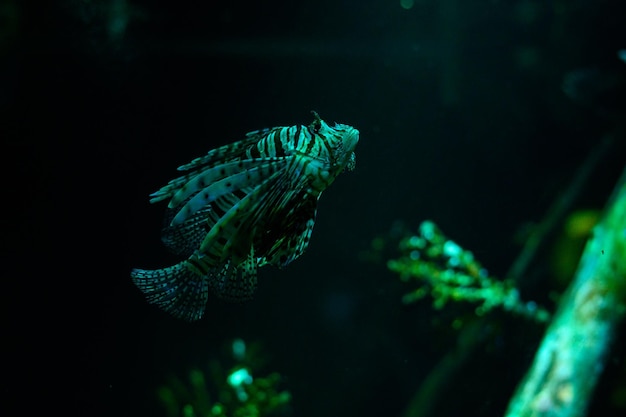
[232,338,246,360]
[400,0,414,10]
[157,339,290,417]
[388,221,550,323]
[506,174,626,417]
[228,368,253,388]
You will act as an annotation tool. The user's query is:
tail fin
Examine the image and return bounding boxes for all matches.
[131,261,208,321]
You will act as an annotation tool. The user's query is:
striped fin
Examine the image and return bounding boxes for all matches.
[174,127,278,171]
[150,158,269,205]
[263,194,318,268]
[206,170,314,268]
[167,159,262,208]
[149,126,293,206]
[161,205,212,257]
[171,159,286,226]
[198,170,283,257]
[161,189,247,256]
[176,132,265,171]
[207,252,258,302]
[131,262,209,321]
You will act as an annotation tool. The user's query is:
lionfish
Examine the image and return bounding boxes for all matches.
[131,112,360,321]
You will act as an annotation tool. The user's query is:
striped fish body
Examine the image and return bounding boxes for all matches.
[131,112,359,321]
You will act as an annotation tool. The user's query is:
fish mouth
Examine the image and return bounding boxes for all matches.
[336,128,359,171]
[343,128,360,152]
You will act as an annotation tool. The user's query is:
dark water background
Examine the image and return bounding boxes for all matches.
[4,1,626,416]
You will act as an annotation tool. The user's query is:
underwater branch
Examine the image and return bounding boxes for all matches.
[504,168,626,417]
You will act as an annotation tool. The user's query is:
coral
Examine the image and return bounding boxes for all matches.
[157,339,291,417]
[388,220,550,323]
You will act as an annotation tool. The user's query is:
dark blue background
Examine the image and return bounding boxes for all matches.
[4,1,625,416]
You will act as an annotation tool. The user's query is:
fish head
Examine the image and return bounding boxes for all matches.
[299,112,360,192]
[315,117,359,173]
